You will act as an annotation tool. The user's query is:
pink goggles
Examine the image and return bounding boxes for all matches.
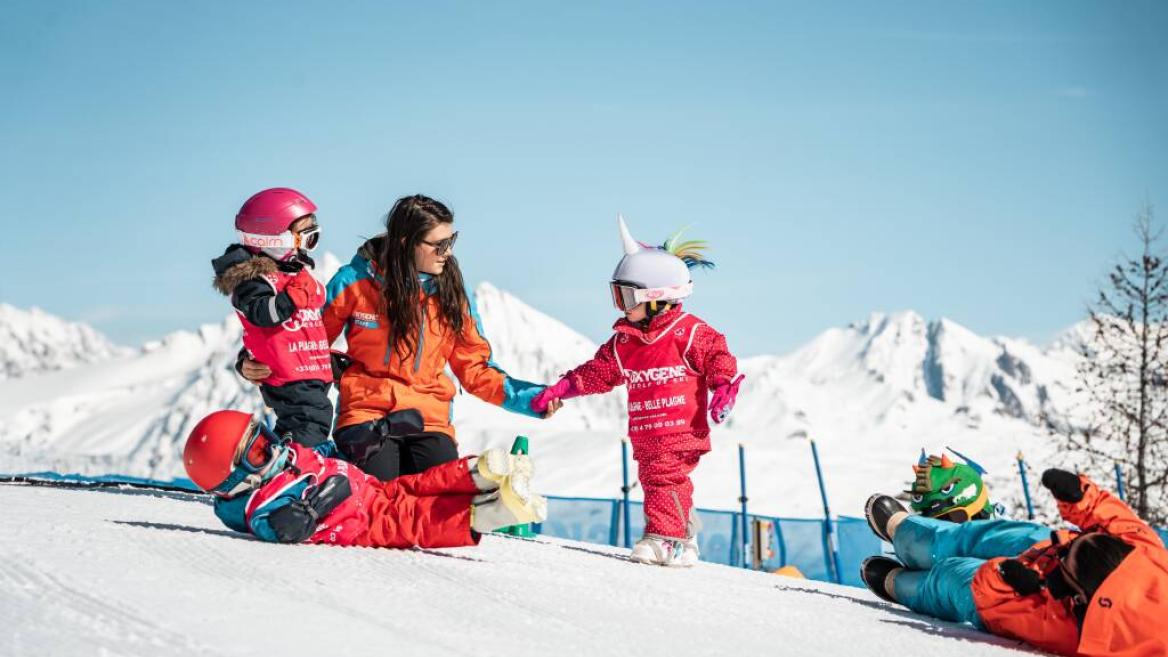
[609,281,693,311]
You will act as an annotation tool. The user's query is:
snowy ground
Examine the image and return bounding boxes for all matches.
[0,483,1041,657]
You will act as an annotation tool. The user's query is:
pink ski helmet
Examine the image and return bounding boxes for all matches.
[235,188,319,261]
[235,188,317,234]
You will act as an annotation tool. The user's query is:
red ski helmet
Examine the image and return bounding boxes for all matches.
[235,187,317,235]
[183,410,260,493]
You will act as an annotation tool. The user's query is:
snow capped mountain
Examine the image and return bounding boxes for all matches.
[713,310,1082,518]
[460,283,625,434]
[0,315,256,477]
[0,303,129,380]
[0,281,1086,518]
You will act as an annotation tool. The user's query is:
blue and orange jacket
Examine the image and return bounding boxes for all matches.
[322,236,544,438]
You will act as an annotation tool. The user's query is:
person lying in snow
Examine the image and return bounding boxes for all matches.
[182,409,546,547]
[862,469,1168,657]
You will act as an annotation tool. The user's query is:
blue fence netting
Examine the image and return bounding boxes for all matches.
[535,494,879,586]
[5,471,1166,589]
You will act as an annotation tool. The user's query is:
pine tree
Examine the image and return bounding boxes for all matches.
[1067,203,1168,523]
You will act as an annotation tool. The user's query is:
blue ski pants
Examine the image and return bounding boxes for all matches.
[889,516,1049,627]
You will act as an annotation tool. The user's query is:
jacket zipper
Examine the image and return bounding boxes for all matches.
[413,310,426,372]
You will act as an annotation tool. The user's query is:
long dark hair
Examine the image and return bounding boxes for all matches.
[378,194,469,359]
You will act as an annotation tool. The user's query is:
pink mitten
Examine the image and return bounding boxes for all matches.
[709,374,745,424]
[531,376,577,414]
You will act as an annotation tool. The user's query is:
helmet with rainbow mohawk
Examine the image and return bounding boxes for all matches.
[609,215,714,320]
[907,447,994,522]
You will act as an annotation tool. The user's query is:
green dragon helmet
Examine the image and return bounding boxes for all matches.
[907,447,992,522]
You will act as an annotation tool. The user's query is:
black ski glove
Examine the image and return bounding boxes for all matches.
[1041,468,1084,503]
[267,475,353,543]
[998,559,1044,596]
[330,350,353,382]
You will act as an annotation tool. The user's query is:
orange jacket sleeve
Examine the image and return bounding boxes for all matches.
[1058,476,1165,551]
[450,304,545,418]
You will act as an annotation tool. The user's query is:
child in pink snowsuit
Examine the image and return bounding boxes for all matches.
[532,216,743,566]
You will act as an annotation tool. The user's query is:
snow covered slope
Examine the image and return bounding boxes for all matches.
[0,483,1036,657]
[0,280,1084,519]
[0,303,128,380]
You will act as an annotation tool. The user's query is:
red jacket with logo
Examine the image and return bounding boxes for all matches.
[237,269,331,387]
[211,246,332,387]
[564,306,737,456]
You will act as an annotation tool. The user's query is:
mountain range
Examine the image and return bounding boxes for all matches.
[0,254,1087,518]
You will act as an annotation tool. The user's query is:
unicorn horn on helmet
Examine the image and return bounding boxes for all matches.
[618,214,642,255]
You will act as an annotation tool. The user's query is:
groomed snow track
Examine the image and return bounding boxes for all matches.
[0,482,1040,657]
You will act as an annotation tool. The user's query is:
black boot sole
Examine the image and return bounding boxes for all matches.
[861,556,901,603]
[864,494,903,542]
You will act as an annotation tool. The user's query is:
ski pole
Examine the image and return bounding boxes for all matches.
[738,442,749,569]
[621,438,632,549]
[810,439,842,584]
[1016,451,1035,520]
[1115,462,1126,502]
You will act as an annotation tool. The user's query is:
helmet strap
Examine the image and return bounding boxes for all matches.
[638,301,672,329]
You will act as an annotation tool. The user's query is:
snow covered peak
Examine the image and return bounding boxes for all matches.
[471,282,597,382]
[458,282,625,434]
[0,304,128,380]
[748,310,1077,435]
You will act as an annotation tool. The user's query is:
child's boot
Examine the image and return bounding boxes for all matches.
[629,534,696,567]
[471,447,535,490]
[470,466,547,532]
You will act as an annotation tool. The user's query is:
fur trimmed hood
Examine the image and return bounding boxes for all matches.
[211,245,279,296]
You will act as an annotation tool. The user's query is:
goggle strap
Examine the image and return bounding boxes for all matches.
[237,228,319,253]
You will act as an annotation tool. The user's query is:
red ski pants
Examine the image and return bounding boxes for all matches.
[638,449,703,539]
[365,457,481,549]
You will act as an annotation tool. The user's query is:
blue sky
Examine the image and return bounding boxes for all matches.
[1,1,1165,356]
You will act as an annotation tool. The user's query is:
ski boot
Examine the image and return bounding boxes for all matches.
[865,494,908,542]
[470,455,547,532]
[472,447,534,489]
[861,556,902,603]
[629,534,698,567]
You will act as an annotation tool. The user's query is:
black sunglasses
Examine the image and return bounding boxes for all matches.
[420,231,459,256]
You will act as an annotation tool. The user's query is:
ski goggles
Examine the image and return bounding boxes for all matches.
[420,231,458,256]
[609,281,694,311]
[236,225,321,254]
[211,420,283,498]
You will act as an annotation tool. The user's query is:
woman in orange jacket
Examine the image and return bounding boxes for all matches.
[862,469,1168,656]
[243,195,559,481]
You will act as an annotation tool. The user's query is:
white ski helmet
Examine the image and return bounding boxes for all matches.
[609,215,695,311]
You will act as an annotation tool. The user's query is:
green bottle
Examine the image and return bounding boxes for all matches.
[496,435,535,537]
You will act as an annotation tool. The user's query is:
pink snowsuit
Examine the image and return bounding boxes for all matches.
[564,306,737,538]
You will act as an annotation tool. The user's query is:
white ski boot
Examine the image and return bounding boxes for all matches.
[629,534,699,567]
[472,447,534,490]
[470,460,547,532]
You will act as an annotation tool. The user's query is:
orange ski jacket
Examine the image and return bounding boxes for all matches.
[971,476,1168,657]
[323,237,545,438]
